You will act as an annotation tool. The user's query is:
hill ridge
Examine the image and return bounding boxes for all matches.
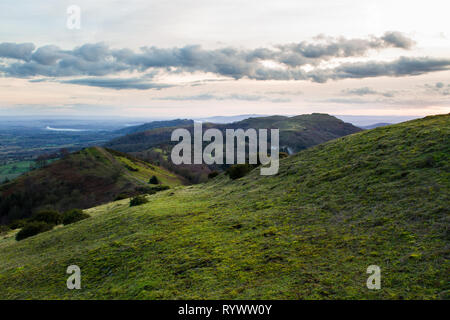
[0,114,448,299]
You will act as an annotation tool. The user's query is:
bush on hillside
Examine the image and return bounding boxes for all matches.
[8,219,28,229]
[135,185,170,195]
[148,185,169,192]
[16,221,53,241]
[31,209,62,225]
[208,171,219,179]
[114,193,130,201]
[62,209,90,225]
[130,195,148,207]
[226,164,255,180]
[125,164,139,172]
[149,175,160,184]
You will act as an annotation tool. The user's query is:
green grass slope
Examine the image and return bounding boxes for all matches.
[0,147,183,224]
[0,114,448,299]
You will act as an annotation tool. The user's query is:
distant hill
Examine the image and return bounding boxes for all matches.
[334,115,420,127]
[0,146,184,224]
[1,114,447,299]
[196,114,264,123]
[115,119,193,135]
[106,113,362,154]
[360,123,392,129]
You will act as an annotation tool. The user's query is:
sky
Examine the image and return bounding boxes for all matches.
[0,0,449,118]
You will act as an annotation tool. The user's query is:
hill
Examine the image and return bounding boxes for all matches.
[105,113,361,154]
[361,123,392,129]
[0,114,448,299]
[0,147,184,225]
[115,119,194,135]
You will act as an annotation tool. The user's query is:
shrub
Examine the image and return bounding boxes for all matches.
[125,164,139,172]
[31,210,62,225]
[0,225,10,235]
[130,195,148,207]
[16,221,53,241]
[62,209,90,225]
[135,185,169,195]
[8,219,28,229]
[226,164,255,180]
[148,185,170,192]
[208,171,219,179]
[114,193,130,201]
[149,175,160,184]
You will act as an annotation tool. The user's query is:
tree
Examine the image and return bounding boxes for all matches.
[130,195,148,207]
[149,175,160,184]
[16,221,53,241]
[31,209,62,225]
[36,155,48,169]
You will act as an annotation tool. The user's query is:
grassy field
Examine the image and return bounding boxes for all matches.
[0,114,448,299]
[0,160,34,182]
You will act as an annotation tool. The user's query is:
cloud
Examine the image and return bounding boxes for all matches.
[0,42,35,61]
[342,87,397,97]
[28,77,172,90]
[266,90,303,95]
[274,31,415,67]
[309,56,450,82]
[1,32,448,88]
[381,31,415,49]
[424,82,450,96]
[323,96,447,108]
[154,93,291,103]
[343,87,378,95]
[60,78,174,90]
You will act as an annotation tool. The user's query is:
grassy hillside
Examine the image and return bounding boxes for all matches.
[0,147,184,224]
[0,114,448,299]
[105,113,361,154]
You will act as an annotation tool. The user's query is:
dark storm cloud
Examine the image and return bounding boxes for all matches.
[0,32,449,88]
